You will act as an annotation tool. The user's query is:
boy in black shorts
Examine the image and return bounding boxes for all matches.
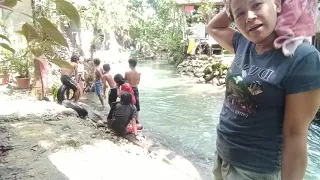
[102,64,118,107]
[125,58,141,122]
[60,55,81,102]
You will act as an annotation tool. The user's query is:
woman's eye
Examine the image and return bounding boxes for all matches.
[252,3,262,9]
[236,12,244,18]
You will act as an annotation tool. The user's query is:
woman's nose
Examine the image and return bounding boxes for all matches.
[246,11,257,23]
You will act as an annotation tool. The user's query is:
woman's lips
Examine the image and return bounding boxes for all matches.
[248,24,263,31]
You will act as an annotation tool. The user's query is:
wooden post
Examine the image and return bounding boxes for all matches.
[31,58,46,100]
[31,58,42,99]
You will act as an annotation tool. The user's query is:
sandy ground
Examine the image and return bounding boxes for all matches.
[0,87,203,180]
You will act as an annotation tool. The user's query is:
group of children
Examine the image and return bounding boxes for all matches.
[60,55,142,136]
[90,57,142,136]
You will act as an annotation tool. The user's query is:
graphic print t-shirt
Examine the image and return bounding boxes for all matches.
[217,32,320,173]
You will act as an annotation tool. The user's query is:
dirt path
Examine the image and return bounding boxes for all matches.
[0,88,202,180]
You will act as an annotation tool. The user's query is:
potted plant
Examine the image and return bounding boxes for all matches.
[11,52,32,89]
[0,49,13,85]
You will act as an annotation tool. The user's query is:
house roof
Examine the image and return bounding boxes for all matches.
[175,0,223,5]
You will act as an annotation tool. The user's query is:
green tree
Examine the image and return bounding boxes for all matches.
[130,0,185,64]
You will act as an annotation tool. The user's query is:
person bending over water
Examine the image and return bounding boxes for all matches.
[109,91,138,136]
[125,58,141,123]
[93,58,104,106]
[207,0,320,179]
[102,64,117,107]
[114,74,136,105]
[60,55,81,103]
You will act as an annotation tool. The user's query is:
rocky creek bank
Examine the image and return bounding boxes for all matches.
[0,85,202,180]
[173,55,233,86]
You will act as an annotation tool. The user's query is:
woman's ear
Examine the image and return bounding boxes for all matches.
[274,0,282,13]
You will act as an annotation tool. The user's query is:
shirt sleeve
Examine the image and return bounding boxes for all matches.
[284,51,320,94]
[232,31,245,53]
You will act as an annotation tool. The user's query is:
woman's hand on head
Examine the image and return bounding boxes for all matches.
[206,10,236,53]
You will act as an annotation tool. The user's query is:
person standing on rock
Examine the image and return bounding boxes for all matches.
[125,58,141,123]
[207,0,320,179]
[102,63,117,108]
[60,54,81,103]
[93,58,105,106]
[113,73,136,106]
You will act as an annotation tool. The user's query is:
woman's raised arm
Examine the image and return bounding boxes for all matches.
[206,10,236,53]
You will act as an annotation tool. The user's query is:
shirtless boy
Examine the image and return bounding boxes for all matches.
[60,55,81,102]
[102,64,117,107]
[93,58,104,106]
[125,58,141,122]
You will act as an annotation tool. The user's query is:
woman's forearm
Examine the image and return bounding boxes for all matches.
[281,135,308,180]
[131,118,137,135]
[207,10,232,29]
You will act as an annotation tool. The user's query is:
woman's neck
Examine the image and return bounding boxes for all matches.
[255,32,276,54]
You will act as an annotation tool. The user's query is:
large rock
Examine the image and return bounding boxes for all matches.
[194,72,204,78]
[197,78,205,84]
[61,100,88,118]
[176,56,231,87]
[186,66,194,72]
[0,94,80,122]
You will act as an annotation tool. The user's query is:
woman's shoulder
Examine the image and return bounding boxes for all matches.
[293,43,319,60]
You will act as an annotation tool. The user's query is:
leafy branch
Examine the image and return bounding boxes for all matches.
[0,0,80,68]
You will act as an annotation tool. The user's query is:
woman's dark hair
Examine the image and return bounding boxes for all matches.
[120,91,132,105]
[71,55,79,62]
[114,74,125,85]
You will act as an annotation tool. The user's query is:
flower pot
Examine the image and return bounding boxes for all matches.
[0,73,9,85]
[16,76,31,89]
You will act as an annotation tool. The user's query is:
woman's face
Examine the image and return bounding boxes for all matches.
[230,0,281,44]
